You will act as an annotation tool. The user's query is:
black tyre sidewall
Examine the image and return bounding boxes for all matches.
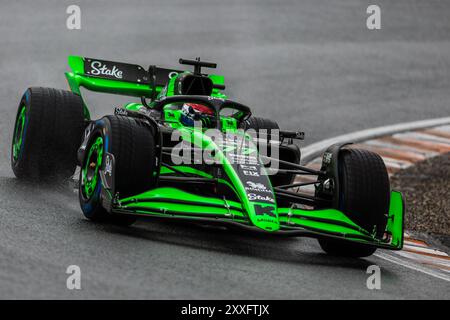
[11,91,31,178]
[338,148,390,238]
[318,148,390,258]
[11,87,85,181]
[318,238,377,258]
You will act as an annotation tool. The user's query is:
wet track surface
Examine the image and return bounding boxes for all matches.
[0,0,449,298]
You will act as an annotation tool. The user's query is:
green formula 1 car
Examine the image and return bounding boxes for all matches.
[11,56,404,257]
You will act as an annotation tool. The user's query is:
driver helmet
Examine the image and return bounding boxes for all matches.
[180,103,215,127]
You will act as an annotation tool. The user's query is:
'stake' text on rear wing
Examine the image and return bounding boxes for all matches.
[65,55,183,98]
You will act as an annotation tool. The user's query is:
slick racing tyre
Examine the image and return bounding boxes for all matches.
[79,115,158,226]
[242,116,300,188]
[318,148,390,258]
[241,116,280,141]
[11,87,85,181]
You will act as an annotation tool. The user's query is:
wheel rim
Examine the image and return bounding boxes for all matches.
[12,104,27,162]
[81,136,104,199]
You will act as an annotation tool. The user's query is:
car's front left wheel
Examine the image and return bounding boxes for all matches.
[79,115,158,226]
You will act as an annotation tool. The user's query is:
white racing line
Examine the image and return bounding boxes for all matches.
[301,117,450,163]
[374,252,450,282]
[299,116,450,282]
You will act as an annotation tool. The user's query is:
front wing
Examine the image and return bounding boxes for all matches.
[111,187,404,250]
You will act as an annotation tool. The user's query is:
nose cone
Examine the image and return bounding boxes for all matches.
[248,203,280,232]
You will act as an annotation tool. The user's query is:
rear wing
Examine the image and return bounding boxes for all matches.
[65,56,225,119]
[65,56,185,98]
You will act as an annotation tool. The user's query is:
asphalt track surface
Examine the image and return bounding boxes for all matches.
[0,0,449,299]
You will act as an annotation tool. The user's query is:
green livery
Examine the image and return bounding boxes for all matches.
[11,56,404,258]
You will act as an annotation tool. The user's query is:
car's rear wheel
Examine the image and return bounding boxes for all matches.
[318,148,390,258]
[241,116,279,141]
[241,116,300,189]
[11,87,85,181]
[79,115,158,226]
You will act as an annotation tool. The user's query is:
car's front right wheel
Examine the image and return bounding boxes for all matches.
[318,148,390,258]
[11,87,85,182]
